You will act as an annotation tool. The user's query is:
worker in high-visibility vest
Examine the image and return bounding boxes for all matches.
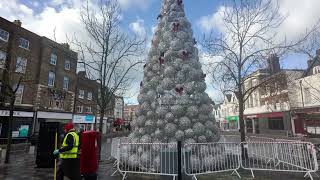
[53,122,81,180]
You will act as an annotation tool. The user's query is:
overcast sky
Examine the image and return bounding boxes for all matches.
[1,0,319,104]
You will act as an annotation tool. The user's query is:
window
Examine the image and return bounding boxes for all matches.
[15,57,27,73]
[19,38,29,50]
[86,106,92,113]
[50,53,57,65]
[313,65,320,75]
[79,90,84,99]
[63,76,69,90]
[87,92,93,100]
[64,60,70,70]
[14,84,24,104]
[268,118,284,130]
[0,50,6,68]
[0,28,9,42]
[77,106,83,113]
[48,71,55,87]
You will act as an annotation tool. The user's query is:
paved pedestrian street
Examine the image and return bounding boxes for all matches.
[1,139,319,180]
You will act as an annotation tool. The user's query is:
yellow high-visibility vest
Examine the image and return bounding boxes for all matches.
[59,131,79,159]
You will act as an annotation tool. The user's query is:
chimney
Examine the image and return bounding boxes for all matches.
[13,20,22,27]
[316,49,320,56]
[78,71,86,78]
[307,59,313,67]
[267,54,280,74]
[60,43,70,49]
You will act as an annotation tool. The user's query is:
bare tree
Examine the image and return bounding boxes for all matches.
[73,0,145,156]
[201,0,318,158]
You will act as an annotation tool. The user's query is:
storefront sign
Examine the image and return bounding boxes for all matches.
[0,110,34,117]
[225,116,239,122]
[37,111,73,120]
[73,114,95,124]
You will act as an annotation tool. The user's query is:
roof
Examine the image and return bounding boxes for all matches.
[225,94,232,102]
[303,56,320,77]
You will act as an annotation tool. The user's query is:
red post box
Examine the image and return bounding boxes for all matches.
[80,131,99,180]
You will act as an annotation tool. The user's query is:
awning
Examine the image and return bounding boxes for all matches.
[225,116,239,122]
[37,111,73,120]
[245,112,283,119]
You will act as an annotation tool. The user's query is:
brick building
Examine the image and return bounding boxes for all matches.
[123,104,139,122]
[0,18,40,137]
[73,71,98,130]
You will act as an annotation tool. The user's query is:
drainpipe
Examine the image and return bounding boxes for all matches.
[299,80,304,108]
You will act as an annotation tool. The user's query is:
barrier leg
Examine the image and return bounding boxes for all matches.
[231,169,241,178]
[304,172,313,180]
[250,169,254,178]
[122,172,127,180]
[111,169,119,176]
[192,175,197,180]
[173,175,176,180]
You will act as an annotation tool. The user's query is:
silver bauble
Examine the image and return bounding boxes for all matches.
[179,117,191,130]
[186,106,198,117]
[175,130,185,141]
[137,116,146,127]
[140,134,151,143]
[184,129,194,138]
[198,135,207,143]
[193,122,205,135]
[171,105,184,116]
[140,152,151,167]
[164,66,176,78]
[165,112,175,122]
[164,123,177,136]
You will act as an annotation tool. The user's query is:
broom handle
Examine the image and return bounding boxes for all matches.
[54,132,57,180]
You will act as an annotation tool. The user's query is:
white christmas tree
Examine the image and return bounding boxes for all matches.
[129,0,220,145]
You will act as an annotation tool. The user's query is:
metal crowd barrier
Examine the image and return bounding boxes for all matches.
[241,141,318,180]
[110,137,128,176]
[184,142,241,180]
[117,142,178,180]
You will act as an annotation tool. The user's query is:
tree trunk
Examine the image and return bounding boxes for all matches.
[238,93,248,160]
[97,109,105,161]
[5,97,15,163]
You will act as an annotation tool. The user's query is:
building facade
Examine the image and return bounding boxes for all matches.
[289,51,320,136]
[0,18,41,138]
[73,71,98,131]
[123,104,139,122]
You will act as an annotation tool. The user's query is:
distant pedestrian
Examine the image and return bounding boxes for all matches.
[53,122,81,180]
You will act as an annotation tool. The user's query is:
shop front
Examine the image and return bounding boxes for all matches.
[73,114,96,131]
[222,116,239,131]
[292,107,320,137]
[245,111,291,136]
[0,110,34,138]
[35,111,73,135]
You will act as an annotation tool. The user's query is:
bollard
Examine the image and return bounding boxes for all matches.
[177,141,182,180]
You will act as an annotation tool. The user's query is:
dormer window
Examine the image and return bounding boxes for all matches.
[312,65,320,74]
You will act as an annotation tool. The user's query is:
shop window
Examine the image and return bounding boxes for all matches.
[268,118,284,130]
[0,50,6,69]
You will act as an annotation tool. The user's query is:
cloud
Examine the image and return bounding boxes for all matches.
[129,18,146,38]
[118,0,153,10]
[198,0,320,42]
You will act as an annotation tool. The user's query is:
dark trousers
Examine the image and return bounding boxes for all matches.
[57,158,81,180]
